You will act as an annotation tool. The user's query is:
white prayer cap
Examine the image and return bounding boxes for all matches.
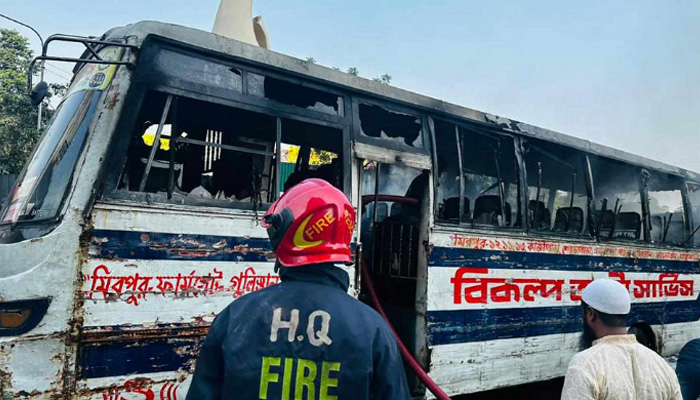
[581,279,631,314]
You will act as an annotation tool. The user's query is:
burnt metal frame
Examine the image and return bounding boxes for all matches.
[351,96,432,156]
[431,116,530,233]
[89,34,700,250]
[140,37,348,125]
[100,37,352,210]
[27,34,138,94]
[641,171,694,247]
[519,137,591,238]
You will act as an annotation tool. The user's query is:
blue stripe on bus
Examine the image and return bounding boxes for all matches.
[91,229,274,262]
[427,300,700,346]
[79,336,202,379]
[429,246,699,274]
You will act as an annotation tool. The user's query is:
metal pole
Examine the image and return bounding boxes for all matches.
[0,13,45,130]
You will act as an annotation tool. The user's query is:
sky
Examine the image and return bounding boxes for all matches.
[2,0,699,171]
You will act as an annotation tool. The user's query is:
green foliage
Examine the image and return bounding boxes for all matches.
[372,73,392,85]
[346,67,359,76]
[304,56,316,64]
[0,29,66,174]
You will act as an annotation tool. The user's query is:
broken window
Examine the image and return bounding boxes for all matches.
[247,73,343,116]
[358,103,423,148]
[687,182,700,247]
[589,156,644,241]
[645,173,687,245]
[523,139,590,235]
[434,119,520,228]
[155,49,243,94]
[115,91,343,208]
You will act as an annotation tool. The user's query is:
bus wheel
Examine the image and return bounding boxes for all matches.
[629,323,657,353]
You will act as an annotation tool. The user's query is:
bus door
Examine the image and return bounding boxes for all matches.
[355,153,432,395]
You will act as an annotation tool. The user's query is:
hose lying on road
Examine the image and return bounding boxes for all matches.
[360,256,452,400]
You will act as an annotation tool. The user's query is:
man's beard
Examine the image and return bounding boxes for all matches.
[580,320,596,350]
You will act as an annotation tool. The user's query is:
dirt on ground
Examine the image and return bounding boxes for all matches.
[452,378,564,400]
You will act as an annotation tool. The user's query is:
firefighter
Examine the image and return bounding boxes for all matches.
[186,178,411,400]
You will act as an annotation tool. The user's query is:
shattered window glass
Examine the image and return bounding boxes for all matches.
[433,119,520,227]
[115,91,344,209]
[246,73,343,116]
[155,49,243,93]
[358,103,423,148]
[646,173,686,245]
[687,182,700,247]
[523,139,590,235]
[589,156,644,241]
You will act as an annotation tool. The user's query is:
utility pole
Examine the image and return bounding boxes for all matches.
[0,13,45,131]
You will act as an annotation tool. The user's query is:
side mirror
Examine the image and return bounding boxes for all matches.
[29,81,49,106]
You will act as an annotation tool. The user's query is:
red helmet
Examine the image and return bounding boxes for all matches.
[262,179,355,267]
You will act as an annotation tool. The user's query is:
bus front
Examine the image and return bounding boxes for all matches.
[0,38,135,398]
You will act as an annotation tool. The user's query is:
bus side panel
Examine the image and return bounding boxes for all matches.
[426,230,700,397]
[76,202,354,399]
[0,219,84,398]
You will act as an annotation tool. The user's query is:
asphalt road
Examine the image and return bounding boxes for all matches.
[452,378,564,400]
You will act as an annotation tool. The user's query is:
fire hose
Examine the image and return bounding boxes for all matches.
[360,256,452,400]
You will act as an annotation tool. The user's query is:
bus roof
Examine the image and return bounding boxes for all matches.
[103,20,700,181]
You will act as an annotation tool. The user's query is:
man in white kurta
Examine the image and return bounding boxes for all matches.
[561,279,682,400]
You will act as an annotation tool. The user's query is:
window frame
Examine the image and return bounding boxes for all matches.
[431,116,527,232]
[638,170,692,247]
[100,69,352,211]
[351,96,431,156]
[519,137,595,239]
[138,36,350,126]
[684,180,700,248]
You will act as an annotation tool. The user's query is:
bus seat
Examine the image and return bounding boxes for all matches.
[390,202,402,216]
[528,200,551,230]
[596,209,615,236]
[553,207,584,233]
[442,197,470,222]
[473,195,511,226]
[614,212,641,239]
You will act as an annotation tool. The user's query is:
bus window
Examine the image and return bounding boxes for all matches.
[247,73,343,116]
[687,182,700,247]
[115,91,343,207]
[645,173,686,245]
[589,156,644,241]
[280,145,339,192]
[522,139,589,235]
[434,120,520,228]
[358,103,423,148]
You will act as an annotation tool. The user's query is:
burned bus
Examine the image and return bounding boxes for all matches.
[1,21,699,399]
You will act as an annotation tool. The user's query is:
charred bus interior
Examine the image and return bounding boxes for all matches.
[112,92,344,209]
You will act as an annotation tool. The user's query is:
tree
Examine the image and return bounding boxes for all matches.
[0,29,66,174]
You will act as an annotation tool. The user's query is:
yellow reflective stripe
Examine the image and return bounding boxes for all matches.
[320,361,341,400]
[259,357,281,399]
[295,359,317,400]
[282,357,294,400]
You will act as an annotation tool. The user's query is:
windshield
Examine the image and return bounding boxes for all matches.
[1,91,101,224]
[0,46,122,225]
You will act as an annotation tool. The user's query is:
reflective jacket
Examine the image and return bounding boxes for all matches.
[186,264,411,400]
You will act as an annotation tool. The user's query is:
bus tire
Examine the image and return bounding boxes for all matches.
[629,323,658,353]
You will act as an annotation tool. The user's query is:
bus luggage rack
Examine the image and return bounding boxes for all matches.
[27,34,138,94]
[370,220,419,279]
